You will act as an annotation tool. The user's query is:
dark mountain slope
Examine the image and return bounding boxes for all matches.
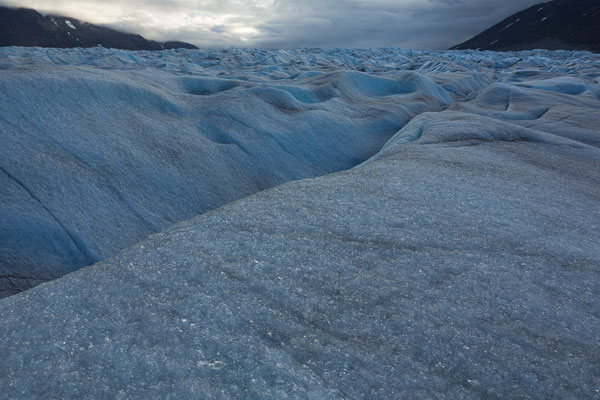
[0,7,197,50]
[451,0,600,52]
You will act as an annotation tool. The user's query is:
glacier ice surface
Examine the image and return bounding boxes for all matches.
[0,47,599,398]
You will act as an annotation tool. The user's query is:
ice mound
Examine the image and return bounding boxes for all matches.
[450,82,600,146]
[305,70,452,102]
[513,76,599,97]
[374,111,587,154]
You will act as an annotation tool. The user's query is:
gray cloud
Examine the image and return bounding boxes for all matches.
[0,0,543,48]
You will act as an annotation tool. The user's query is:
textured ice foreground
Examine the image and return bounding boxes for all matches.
[1,47,600,398]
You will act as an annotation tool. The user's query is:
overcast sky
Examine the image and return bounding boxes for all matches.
[0,0,544,49]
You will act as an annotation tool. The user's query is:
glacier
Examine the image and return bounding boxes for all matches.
[0,48,453,298]
[0,47,599,398]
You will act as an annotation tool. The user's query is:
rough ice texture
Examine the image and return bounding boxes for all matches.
[0,47,599,398]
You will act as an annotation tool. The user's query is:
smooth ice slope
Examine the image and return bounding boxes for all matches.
[1,103,599,398]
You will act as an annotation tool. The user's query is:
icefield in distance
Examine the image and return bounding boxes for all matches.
[0,47,600,398]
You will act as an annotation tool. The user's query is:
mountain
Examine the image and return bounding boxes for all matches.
[0,6,197,50]
[450,0,600,52]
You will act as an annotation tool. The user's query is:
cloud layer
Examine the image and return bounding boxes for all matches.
[0,0,543,48]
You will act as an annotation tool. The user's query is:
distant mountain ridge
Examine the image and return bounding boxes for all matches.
[0,6,197,50]
[451,0,600,52]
